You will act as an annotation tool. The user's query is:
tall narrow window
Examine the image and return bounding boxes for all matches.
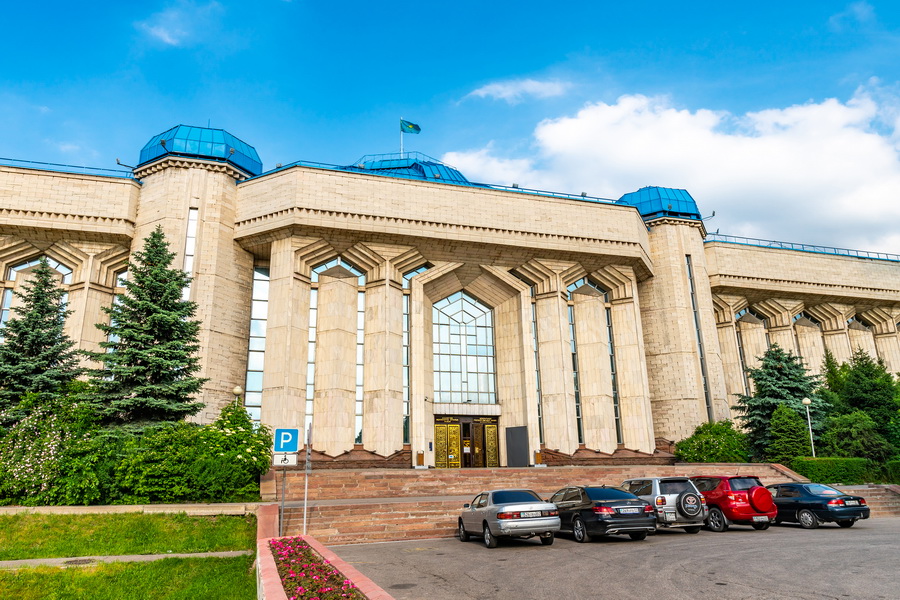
[432,291,496,404]
[402,265,429,444]
[606,306,622,444]
[686,255,713,422]
[243,266,269,423]
[567,303,583,444]
[512,271,545,445]
[182,208,199,300]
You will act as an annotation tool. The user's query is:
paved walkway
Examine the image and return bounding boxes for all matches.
[0,550,253,571]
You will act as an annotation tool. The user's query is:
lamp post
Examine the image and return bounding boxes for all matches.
[802,398,816,458]
[232,385,243,403]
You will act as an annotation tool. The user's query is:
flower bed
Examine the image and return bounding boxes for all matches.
[269,536,367,600]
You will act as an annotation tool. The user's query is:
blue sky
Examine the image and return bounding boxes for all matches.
[4,1,900,252]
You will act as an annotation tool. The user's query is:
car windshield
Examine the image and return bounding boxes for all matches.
[729,477,762,491]
[659,480,693,495]
[585,487,637,501]
[805,484,842,496]
[492,490,540,504]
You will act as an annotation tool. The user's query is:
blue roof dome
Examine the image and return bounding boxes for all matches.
[138,125,262,176]
[616,186,701,220]
[349,152,470,185]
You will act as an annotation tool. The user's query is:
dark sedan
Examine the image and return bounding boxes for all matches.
[766,483,870,529]
[549,485,656,542]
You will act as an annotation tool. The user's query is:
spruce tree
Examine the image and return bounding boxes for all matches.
[766,404,812,465]
[839,348,900,438]
[0,258,82,423]
[88,226,206,425]
[733,343,827,460]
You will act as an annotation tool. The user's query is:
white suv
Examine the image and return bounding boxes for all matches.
[622,477,707,533]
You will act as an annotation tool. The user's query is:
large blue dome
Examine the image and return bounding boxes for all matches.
[617,186,701,221]
[138,125,262,176]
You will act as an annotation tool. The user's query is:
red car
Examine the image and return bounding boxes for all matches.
[691,476,777,532]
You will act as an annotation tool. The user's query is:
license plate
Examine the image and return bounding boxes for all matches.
[845,500,859,506]
[619,508,641,514]
[519,511,541,518]
[752,516,768,522]
[665,511,676,521]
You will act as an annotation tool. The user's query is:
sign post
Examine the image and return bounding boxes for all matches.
[303,424,312,536]
[273,428,300,537]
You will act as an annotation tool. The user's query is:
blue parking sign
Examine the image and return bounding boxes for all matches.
[274,428,300,453]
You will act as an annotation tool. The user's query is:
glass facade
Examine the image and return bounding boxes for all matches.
[402,265,430,443]
[243,266,269,422]
[1,256,73,328]
[432,291,497,404]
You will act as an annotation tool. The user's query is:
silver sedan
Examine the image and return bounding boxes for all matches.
[458,489,560,548]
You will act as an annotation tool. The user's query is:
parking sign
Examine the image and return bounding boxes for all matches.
[274,428,300,453]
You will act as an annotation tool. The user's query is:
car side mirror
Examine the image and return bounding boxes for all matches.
[463,503,470,508]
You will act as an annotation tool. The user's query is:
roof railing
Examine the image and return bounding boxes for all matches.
[0,157,135,179]
[705,233,900,263]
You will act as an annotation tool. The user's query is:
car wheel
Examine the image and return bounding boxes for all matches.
[629,531,648,541]
[483,524,498,548]
[540,532,554,546]
[798,509,819,530]
[751,522,770,530]
[573,517,592,543]
[683,526,701,534]
[837,520,856,528]
[676,491,703,519]
[458,520,469,542]
[706,507,729,532]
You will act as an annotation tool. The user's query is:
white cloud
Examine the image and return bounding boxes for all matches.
[828,1,876,32]
[136,1,223,47]
[444,84,900,254]
[466,79,571,104]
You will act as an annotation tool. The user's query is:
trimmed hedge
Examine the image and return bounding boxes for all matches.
[791,457,875,484]
[886,460,900,484]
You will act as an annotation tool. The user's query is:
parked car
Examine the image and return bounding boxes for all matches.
[549,485,656,542]
[458,489,560,548]
[765,483,871,529]
[691,475,777,532]
[622,477,707,533]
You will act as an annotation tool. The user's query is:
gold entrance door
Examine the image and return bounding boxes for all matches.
[435,416,499,468]
[434,417,461,469]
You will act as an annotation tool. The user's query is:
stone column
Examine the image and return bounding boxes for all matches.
[712,295,747,417]
[571,286,615,453]
[860,308,900,374]
[361,261,405,457]
[312,265,359,456]
[737,314,768,371]
[848,321,877,357]
[260,237,310,431]
[794,319,826,375]
[753,299,801,355]
[808,304,853,365]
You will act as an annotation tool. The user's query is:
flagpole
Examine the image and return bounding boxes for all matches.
[400,117,404,156]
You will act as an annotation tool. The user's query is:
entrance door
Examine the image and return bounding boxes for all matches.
[434,416,499,468]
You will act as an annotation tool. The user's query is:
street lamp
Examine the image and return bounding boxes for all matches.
[232,385,244,403]
[802,398,816,458]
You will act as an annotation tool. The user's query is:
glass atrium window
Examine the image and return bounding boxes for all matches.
[432,291,497,404]
[1,256,73,328]
[402,265,430,443]
[243,266,270,423]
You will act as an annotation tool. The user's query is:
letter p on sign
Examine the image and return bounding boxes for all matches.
[274,428,300,453]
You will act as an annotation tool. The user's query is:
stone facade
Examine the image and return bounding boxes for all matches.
[2,127,900,469]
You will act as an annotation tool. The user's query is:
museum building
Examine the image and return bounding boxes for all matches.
[2,125,900,469]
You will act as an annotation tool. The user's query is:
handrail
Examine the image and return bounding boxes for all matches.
[705,233,900,263]
[0,157,135,179]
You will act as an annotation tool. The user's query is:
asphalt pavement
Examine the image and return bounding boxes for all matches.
[332,517,900,600]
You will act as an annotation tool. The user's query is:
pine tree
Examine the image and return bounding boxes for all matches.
[733,343,827,460]
[88,226,206,425]
[766,404,812,465]
[0,258,82,424]
[840,348,900,438]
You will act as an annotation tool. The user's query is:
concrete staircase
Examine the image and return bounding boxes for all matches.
[837,484,900,518]
[278,463,815,545]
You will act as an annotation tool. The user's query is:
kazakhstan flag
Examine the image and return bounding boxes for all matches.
[400,119,421,134]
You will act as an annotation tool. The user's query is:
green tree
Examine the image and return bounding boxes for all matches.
[820,349,851,416]
[839,349,900,438]
[674,420,750,463]
[733,344,827,461]
[88,226,206,425]
[0,257,82,424]
[766,404,812,464]
[821,411,896,463]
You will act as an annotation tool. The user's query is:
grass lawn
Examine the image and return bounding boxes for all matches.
[0,555,257,600]
[0,512,256,560]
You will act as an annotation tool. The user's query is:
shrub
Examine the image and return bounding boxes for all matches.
[885,460,900,484]
[791,457,875,485]
[766,405,812,464]
[674,420,750,463]
[820,411,896,463]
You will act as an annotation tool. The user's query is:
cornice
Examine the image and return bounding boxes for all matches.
[134,156,250,180]
[711,273,900,298]
[0,208,134,231]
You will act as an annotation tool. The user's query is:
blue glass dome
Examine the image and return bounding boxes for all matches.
[350,152,471,185]
[138,125,262,176]
[616,186,701,220]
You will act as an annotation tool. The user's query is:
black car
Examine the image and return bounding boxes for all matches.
[549,485,657,542]
[765,483,871,529]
